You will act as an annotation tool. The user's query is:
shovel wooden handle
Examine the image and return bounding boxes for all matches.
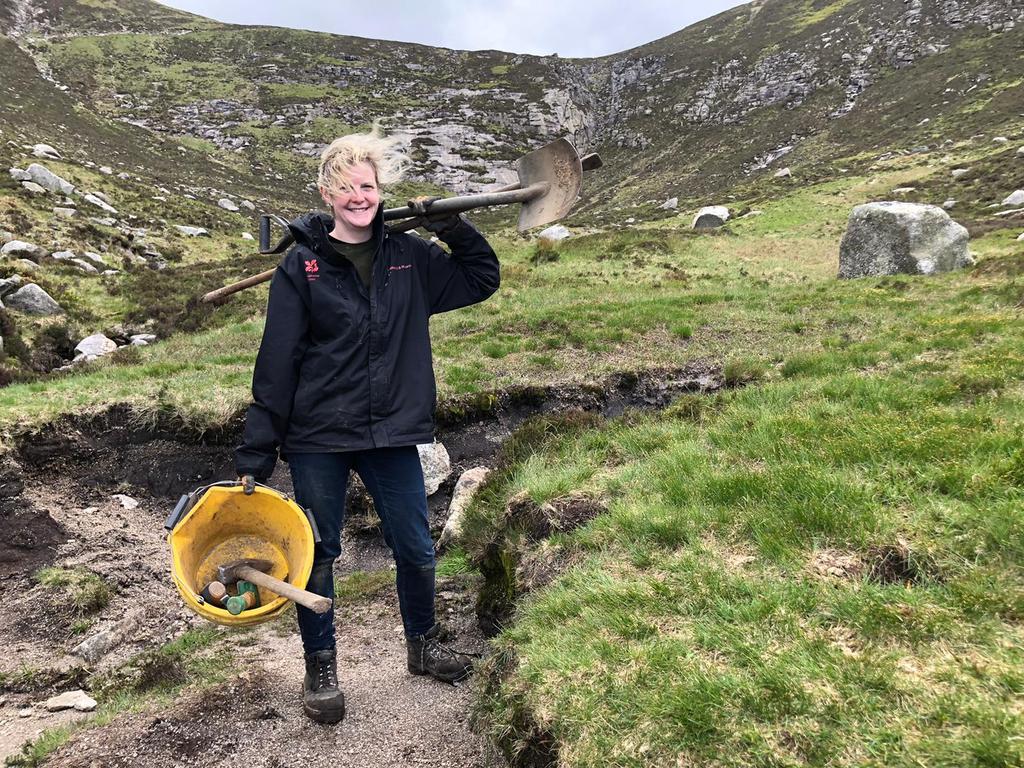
[234,565,332,613]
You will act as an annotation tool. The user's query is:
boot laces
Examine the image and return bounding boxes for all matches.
[313,656,338,689]
[421,637,464,666]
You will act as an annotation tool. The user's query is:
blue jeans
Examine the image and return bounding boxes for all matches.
[289,448,436,654]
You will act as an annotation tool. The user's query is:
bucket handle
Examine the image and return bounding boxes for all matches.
[302,506,322,544]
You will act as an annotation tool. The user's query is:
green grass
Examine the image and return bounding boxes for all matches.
[333,570,395,605]
[34,567,111,615]
[466,279,1024,765]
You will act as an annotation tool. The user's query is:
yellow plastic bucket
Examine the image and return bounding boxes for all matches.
[166,482,318,627]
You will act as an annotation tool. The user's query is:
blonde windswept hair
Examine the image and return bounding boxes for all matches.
[318,124,408,196]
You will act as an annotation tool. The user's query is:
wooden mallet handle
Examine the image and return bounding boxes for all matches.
[235,565,332,613]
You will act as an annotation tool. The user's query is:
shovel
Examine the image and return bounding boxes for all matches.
[200,138,600,304]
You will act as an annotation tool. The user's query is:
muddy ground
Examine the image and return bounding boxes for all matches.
[0,365,719,767]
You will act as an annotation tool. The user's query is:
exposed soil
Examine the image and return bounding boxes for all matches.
[0,365,721,766]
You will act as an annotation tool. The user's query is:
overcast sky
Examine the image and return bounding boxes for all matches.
[155,0,745,57]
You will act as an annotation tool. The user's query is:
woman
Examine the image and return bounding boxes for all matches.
[235,128,500,724]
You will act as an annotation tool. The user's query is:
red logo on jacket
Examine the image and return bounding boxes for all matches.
[304,259,319,281]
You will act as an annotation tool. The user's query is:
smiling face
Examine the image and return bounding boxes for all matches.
[320,160,380,243]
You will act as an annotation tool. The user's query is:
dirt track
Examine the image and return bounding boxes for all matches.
[0,366,720,766]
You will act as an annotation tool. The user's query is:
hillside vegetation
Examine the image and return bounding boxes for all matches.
[0,0,1022,766]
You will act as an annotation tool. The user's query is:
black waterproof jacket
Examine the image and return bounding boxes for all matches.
[234,207,500,480]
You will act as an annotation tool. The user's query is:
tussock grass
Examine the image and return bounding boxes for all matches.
[34,567,111,616]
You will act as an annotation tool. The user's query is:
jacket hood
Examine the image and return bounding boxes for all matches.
[287,204,386,257]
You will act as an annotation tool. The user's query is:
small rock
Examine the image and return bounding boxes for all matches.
[240,199,256,211]
[218,198,239,212]
[658,197,678,210]
[90,217,117,227]
[130,333,157,344]
[992,136,1009,144]
[740,210,764,218]
[0,275,23,297]
[1018,147,1024,156]
[692,205,730,229]
[99,166,113,175]
[76,333,117,357]
[892,187,916,195]
[1001,190,1024,207]
[4,284,63,315]
[16,259,40,273]
[1017,233,1024,241]
[31,143,61,160]
[417,442,451,496]
[537,224,571,243]
[1,240,47,260]
[942,199,957,210]
[18,707,33,718]
[51,250,75,261]
[71,259,99,274]
[81,251,107,267]
[174,225,209,237]
[21,181,46,195]
[8,167,30,182]
[83,194,118,215]
[624,217,636,224]
[112,493,139,509]
[437,467,491,550]
[44,690,96,713]
[773,167,792,178]
[241,232,254,240]
[951,168,970,180]
[53,207,77,218]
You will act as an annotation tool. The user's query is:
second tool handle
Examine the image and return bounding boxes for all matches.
[235,565,332,614]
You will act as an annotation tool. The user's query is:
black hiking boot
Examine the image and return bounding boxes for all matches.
[303,649,345,724]
[406,624,473,683]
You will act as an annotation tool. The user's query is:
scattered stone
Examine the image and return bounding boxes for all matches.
[740,210,764,218]
[241,232,254,240]
[76,333,117,357]
[993,208,1024,218]
[89,217,117,227]
[1018,147,1024,156]
[8,167,30,182]
[773,167,792,178]
[51,250,75,261]
[130,333,157,345]
[537,224,571,243]
[992,136,1009,144]
[1001,190,1024,207]
[624,217,636,224]
[839,202,971,278]
[1,240,47,260]
[658,197,678,210]
[15,259,40,273]
[218,198,239,212]
[44,690,96,713]
[692,205,730,229]
[174,225,209,237]
[417,442,451,496]
[99,166,113,175]
[437,467,491,551]
[892,187,916,195]
[27,163,75,195]
[81,251,107,267]
[31,143,61,160]
[240,199,256,211]
[951,168,970,180]
[53,207,77,218]
[73,614,140,663]
[21,181,46,195]
[942,199,957,210]
[112,494,139,510]
[83,194,118,215]
[1017,233,1024,241]
[18,708,32,718]
[71,259,99,274]
[0,276,23,297]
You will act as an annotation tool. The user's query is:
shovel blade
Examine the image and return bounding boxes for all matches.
[516,137,583,231]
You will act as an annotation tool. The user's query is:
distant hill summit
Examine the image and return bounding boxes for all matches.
[2,0,1021,211]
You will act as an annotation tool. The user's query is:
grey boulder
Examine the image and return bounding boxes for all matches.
[31,144,61,160]
[417,442,451,496]
[839,202,971,279]
[537,224,571,243]
[437,467,491,551]
[21,181,46,195]
[83,194,118,215]
[8,168,30,182]
[174,225,209,237]
[692,206,730,229]
[75,333,117,357]
[1,240,47,260]
[1002,190,1024,207]
[5,284,64,315]
[27,163,75,195]
[218,198,239,212]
